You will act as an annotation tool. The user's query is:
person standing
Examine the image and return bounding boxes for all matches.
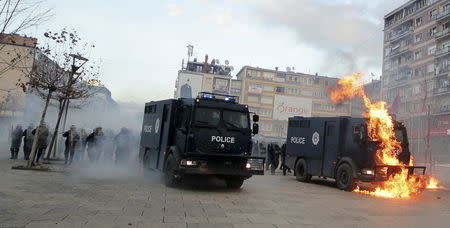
[32,123,49,163]
[10,125,23,159]
[75,128,87,162]
[114,127,132,165]
[86,127,104,163]
[22,124,34,160]
[63,125,80,165]
[280,142,291,175]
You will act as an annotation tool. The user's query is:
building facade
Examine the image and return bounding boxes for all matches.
[0,34,37,120]
[174,55,234,99]
[236,66,351,140]
[382,0,450,163]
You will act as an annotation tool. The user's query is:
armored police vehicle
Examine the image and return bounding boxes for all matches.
[284,116,425,191]
[139,92,264,188]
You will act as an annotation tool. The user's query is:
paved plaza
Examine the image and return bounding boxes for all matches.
[0,158,449,228]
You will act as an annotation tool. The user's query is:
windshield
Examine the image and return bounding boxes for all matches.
[223,110,249,129]
[194,107,220,126]
[193,107,249,129]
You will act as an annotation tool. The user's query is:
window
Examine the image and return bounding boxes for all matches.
[427,63,435,73]
[300,120,310,128]
[414,51,422,60]
[313,103,321,110]
[263,84,274,91]
[259,109,272,117]
[223,110,249,129]
[415,17,422,26]
[275,86,285,93]
[194,108,220,126]
[145,105,156,114]
[415,34,422,43]
[428,45,436,55]
[261,96,273,104]
[301,90,312,96]
[306,78,313,85]
[289,119,300,128]
[430,9,437,18]
[430,27,437,36]
[287,87,298,95]
[247,95,259,103]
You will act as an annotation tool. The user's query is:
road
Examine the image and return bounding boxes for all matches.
[0,158,449,228]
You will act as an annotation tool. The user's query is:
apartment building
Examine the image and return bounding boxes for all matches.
[236,66,351,140]
[382,0,450,162]
[174,55,234,99]
[0,34,37,120]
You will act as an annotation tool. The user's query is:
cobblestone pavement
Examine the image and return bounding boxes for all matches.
[0,158,449,228]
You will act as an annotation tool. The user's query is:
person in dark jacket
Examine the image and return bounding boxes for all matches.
[280,142,291,175]
[22,124,34,160]
[114,127,132,165]
[267,143,280,175]
[86,127,104,163]
[75,128,87,162]
[10,125,23,159]
[32,123,49,163]
[63,125,80,165]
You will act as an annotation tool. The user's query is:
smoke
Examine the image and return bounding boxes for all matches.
[247,0,406,76]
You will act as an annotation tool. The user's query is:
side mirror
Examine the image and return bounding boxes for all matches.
[252,123,259,135]
[253,114,259,122]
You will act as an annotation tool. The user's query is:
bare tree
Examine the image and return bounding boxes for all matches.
[0,0,51,79]
[16,28,98,168]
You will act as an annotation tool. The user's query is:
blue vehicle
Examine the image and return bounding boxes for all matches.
[284,116,425,191]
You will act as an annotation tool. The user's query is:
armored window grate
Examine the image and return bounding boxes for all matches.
[145,105,156,114]
[289,120,300,128]
[299,120,310,128]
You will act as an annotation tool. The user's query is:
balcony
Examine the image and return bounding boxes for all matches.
[390,29,410,41]
[434,86,450,95]
[438,66,450,75]
[389,45,411,57]
[435,27,450,40]
[435,46,450,57]
[436,9,450,21]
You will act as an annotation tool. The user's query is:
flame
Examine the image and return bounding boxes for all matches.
[329,73,444,198]
[426,176,439,189]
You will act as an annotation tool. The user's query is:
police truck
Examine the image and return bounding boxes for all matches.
[284,116,425,191]
[139,92,264,188]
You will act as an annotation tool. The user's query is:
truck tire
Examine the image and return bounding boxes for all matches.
[295,159,311,182]
[225,177,244,189]
[336,163,356,191]
[164,154,180,187]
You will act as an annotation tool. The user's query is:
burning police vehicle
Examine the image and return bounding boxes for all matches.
[285,73,441,198]
[139,92,264,188]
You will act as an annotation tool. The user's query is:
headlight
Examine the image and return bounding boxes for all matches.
[362,169,374,175]
[245,163,251,169]
[180,159,198,166]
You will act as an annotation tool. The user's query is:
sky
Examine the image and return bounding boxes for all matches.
[25,0,407,104]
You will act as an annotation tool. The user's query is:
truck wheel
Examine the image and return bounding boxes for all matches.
[225,177,244,189]
[295,159,311,182]
[336,164,356,191]
[164,154,180,187]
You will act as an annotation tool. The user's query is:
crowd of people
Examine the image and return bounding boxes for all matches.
[8,124,136,165]
[266,142,292,175]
